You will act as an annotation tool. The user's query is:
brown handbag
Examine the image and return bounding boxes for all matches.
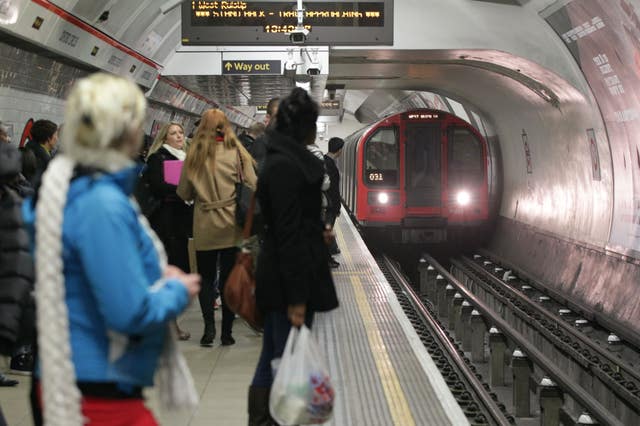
[224,185,263,331]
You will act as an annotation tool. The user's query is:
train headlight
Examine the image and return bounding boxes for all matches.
[456,190,471,206]
[378,192,389,204]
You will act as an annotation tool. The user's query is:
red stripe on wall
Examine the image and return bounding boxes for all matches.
[30,0,161,69]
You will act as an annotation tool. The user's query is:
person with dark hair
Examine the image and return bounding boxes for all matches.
[248,97,279,168]
[23,119,58,185]
[248,88,339,424]
[324,137,344,256]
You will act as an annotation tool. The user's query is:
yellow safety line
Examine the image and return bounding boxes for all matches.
[350,274,416,426]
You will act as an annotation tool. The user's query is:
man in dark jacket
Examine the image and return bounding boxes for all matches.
[239,122,266,152]
[22,119,58,185]
[0,136,35,387]
[248,97,279,169]
[324,137,344,255]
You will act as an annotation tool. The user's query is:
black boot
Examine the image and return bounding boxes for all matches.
[200,319,216,347]
[248,386,274,426]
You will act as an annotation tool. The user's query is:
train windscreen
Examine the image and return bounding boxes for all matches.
[364,127,398,187]
[447,127,484,189]
[405,123,441,207]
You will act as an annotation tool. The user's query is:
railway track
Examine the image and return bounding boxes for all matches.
[377,255,514,425]
[413,253,624,426]
[447,253,640,425]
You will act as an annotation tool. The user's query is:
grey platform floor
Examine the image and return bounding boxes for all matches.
[0,209,467,425]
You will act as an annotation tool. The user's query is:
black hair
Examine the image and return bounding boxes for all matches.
[30,119,58,144]
[328,137,345,153]
[275,88,318,144]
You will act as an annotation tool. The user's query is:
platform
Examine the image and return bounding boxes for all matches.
[0,209,467,425]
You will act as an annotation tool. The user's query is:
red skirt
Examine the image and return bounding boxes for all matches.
[81,397,158,426]
[35,383,158,426]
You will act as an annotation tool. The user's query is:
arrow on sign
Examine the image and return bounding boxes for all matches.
[224,62,233,71]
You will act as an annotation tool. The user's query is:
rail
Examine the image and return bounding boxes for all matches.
[421,253,623,426]
[478,248,640,350]
[382,255,513,426]
[458,255,640,390]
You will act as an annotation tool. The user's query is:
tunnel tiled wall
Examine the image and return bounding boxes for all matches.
[0,40,202,145]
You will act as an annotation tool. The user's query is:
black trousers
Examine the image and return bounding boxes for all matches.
[196,248,238,338]
[326,210,339,254]
[165,236,190,272]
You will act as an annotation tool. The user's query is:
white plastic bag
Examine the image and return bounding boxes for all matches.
[269,325,335,425]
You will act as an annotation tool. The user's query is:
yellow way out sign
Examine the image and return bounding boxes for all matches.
[222,60,281,75]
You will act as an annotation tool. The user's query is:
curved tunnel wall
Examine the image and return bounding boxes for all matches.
[329,0,640,332]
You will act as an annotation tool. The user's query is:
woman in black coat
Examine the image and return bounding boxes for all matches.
[145,123,193,339]
[248,88,339,424]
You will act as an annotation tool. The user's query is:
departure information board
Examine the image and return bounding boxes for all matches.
[182,1,393,45]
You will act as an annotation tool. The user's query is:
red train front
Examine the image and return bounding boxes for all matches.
[339,109,491,244]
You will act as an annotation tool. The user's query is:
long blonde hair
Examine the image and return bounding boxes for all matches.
[146,122,184,160]
[184,109,254,179]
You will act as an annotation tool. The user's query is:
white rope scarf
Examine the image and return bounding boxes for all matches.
[35,155,197,426]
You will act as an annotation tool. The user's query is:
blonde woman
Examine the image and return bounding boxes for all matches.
[145,123,193,340]
[178,109,257,347]
[22,73,200,426]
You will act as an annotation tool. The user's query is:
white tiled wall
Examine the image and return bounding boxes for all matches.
[0,86,66,148]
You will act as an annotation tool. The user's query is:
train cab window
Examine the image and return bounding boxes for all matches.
[364,128,398,186]
[447,127,484,187]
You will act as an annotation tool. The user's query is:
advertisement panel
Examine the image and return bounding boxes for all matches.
[544,0,640,254]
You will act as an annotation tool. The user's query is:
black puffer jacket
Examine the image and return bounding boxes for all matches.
[255,130,338,313]
[0,143,35,355]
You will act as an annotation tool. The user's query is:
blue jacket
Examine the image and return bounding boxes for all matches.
[23,165,189,388]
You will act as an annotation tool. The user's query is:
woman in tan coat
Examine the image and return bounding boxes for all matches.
[177,109,256,346]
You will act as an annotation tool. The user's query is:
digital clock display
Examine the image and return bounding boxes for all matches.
[182,1,393,45]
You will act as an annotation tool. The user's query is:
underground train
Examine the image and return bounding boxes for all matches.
[338,109,491,244]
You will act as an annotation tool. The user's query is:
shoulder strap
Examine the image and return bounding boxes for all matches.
[237,148,244,183]
[242,192,256,240]
[237,147,255,239]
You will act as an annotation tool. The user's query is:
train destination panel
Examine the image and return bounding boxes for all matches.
[182,1,393,45]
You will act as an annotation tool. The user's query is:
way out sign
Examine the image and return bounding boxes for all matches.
[222,60,281,75]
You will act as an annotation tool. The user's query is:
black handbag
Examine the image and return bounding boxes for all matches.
[134,164,162,218]
[236,152,261,234]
